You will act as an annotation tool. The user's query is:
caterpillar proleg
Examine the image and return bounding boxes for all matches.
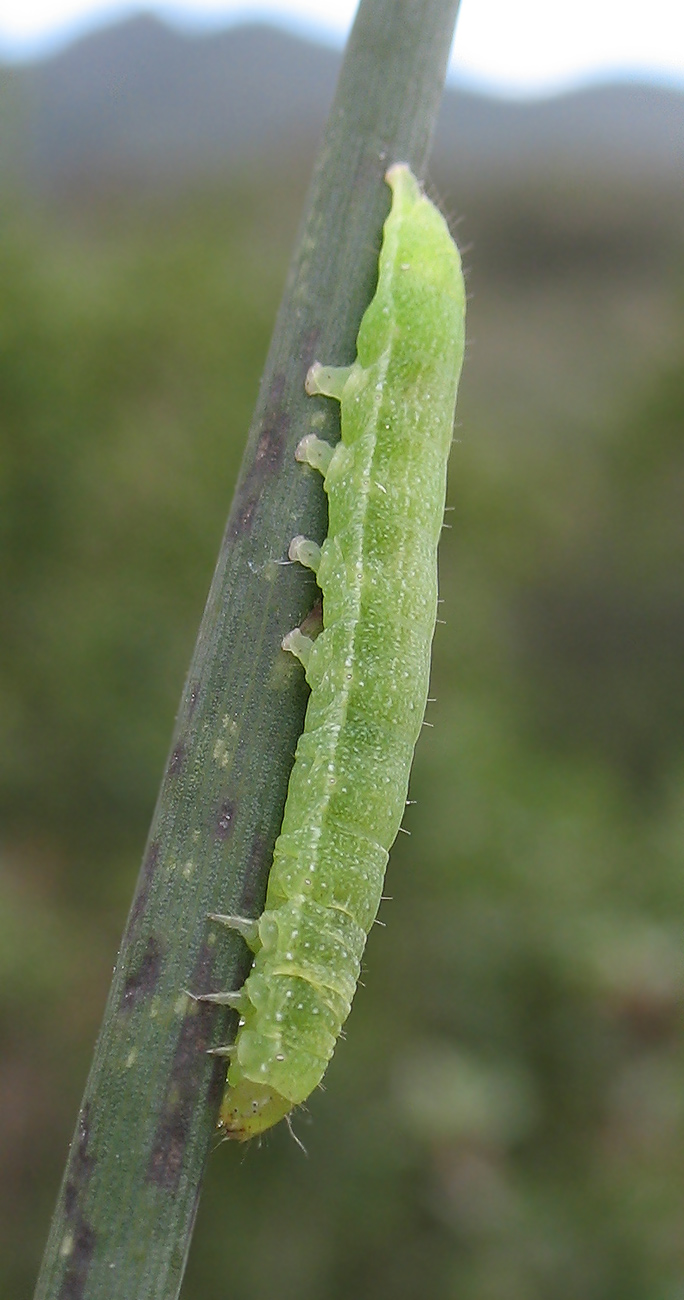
[214,163,466,1139]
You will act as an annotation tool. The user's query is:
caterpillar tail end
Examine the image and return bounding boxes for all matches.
[219,1079,293,1141]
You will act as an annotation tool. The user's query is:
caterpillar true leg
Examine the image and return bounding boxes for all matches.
[185,988,246,1010]
[190,917,260,1048]
[207,912,261,952]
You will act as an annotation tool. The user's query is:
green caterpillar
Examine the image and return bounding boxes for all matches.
[204,163,466,1140]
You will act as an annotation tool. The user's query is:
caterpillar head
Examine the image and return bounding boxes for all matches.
[219,1079,293,1141]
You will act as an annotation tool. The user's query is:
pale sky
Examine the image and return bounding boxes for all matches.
[0,0,683,97]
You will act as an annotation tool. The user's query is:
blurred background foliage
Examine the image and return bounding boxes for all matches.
[2,16,684,1300]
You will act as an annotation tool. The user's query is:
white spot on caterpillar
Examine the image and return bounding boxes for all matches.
[125,1049,138,1069]
[59,1234,74,1259]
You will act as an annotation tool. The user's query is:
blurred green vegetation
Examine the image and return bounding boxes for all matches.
[2,152,684,1299]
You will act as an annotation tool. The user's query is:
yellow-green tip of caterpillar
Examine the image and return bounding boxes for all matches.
[219,1078,293,1141]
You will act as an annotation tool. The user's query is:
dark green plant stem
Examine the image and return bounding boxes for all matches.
[33,2,462,1297]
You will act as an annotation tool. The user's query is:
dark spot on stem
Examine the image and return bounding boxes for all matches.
[299,323,322,376]
[233,492,258,535]
[59,1107,97,1300]
[64,1106,95,1213]
[147,1111,190,1193]
[168,742,185,776]
[147,943,227,1191]
[188,682,200,715]
[120,936,163,1011]
[230,373,290,537]
[254,418,286,478]
[74,1107,93,1174]
[57,1219,96,1300]
[126,840,160,935]
[239,832,271,916]
[214,798,235,841]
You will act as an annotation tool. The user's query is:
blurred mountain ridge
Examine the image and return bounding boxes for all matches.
[1,13,683,186]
